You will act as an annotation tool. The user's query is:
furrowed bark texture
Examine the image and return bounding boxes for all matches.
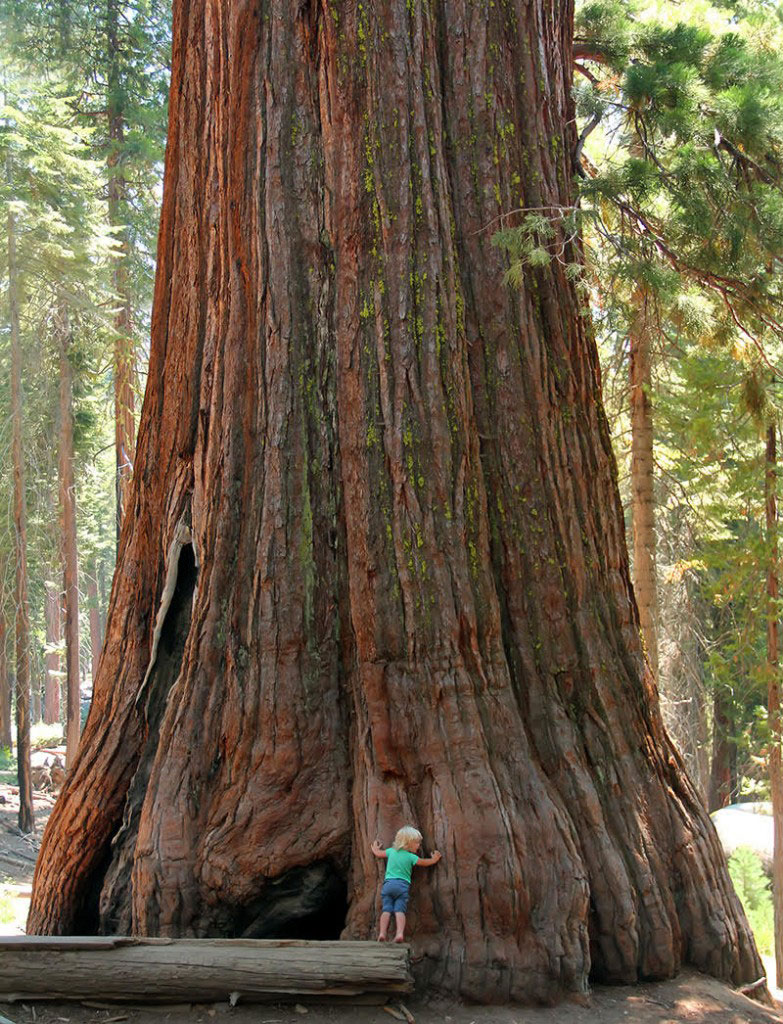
[29,0,762,1003]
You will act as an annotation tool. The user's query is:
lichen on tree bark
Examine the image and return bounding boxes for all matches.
[28,0,763,1004]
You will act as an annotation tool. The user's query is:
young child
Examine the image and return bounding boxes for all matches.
[371,825,442,942]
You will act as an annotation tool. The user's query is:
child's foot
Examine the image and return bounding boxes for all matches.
[394,935,405,943]
[377,933,387,942]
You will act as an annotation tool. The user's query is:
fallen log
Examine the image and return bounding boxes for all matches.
[0,937,413,1003]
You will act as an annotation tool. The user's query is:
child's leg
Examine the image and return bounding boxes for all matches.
[378,910,391,941]
[393,911,406,942]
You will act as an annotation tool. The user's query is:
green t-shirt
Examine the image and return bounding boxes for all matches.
[385,848,419,883]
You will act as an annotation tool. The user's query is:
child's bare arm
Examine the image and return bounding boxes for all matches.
[371,839,388,859]
[416,850,442,867]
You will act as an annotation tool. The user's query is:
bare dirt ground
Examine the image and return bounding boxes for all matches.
[0,972,780,1024]
[0,782,53,932]
[1,781,781,1024]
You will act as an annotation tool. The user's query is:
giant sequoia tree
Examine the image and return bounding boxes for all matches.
[28,0,764,1004]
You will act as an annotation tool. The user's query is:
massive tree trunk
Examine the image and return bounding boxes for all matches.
[8,205,34,834]
[58,308,81,766]
[765,424,783,988]
[29,0,762,1003]
[44,581,62,726]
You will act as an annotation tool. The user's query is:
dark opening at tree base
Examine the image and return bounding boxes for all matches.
[237,861,348,941]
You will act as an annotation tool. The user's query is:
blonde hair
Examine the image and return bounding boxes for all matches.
[393,825,422,852]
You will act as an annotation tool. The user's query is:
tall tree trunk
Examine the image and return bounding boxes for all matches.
[0,611,11,749]
[629,286,659,679]
[28,0,762,1002]
[708,684,735,812]
[58,308,81,766]
[765,423,783,987]
[44,582,62,725]
[87,573,104,684]
[8,205,34,834]
[31,656,42,723]
[657,550,709,801]
[107,0,136,536]
[98,560,108,640]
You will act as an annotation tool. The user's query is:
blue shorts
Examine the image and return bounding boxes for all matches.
[381,878,410,913]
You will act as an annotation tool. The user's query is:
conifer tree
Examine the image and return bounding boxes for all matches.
[0,48,128,768]
[567,0,783,981]
[0,0,171,534]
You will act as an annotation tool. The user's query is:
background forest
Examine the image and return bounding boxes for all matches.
[2,0,783,966]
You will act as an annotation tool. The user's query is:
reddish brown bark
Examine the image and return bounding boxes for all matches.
[29,0,762,1002]
[44,582,62,726]
[8,204,34,834]
[765,424,783,987]
[58,311,81,765]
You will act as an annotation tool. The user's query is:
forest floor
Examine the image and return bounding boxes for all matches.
[1,783,782,1024]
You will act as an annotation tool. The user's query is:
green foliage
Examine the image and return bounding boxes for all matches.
[0,0,169,710]
[572,0,783,802]
[574,0,783,351]
[0,885,17,925]
[0,746,14,786]
[728,845,774,955]
[492,208,585,284]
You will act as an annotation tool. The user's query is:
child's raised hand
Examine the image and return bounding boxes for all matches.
[431,850,442,862]
[371,838,384,854]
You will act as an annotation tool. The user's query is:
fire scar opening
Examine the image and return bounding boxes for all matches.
[234,862,348,941]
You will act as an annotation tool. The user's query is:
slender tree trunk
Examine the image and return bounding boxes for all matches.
[98,561,108,640]
[29,0,762,1002]
[765,424,783,987]
[31,657,42,722]
[629,286,659,679]
[8,205,34,834]
[107,0,136,536]
[58,308,81,767]
[657,554,709,801]
[0,612,11,749]
[87,573,103,684]
[44,582,62,725]
[708,685,735,812]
